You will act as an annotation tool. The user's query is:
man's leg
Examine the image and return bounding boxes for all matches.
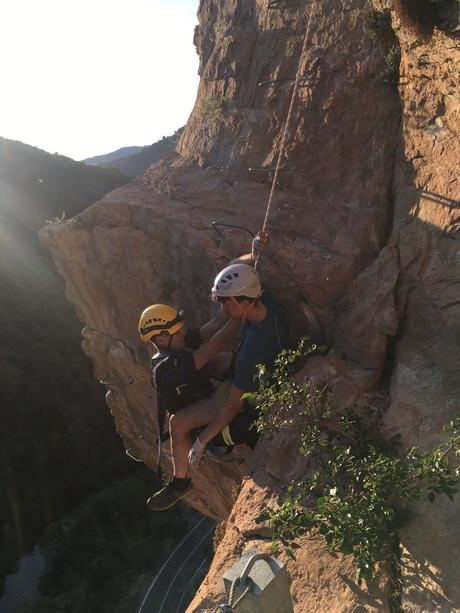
[169,397,217,478]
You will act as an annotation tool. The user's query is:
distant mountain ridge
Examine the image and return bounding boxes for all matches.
[82,146,144,167]
[82,128,183,177]
[0,137,130,231]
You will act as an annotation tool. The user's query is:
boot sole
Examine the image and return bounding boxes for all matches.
[146,486,192,511]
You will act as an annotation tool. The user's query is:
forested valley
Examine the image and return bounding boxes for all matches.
[0,138,192,612]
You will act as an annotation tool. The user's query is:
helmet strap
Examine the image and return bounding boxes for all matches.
[229,296,256,321]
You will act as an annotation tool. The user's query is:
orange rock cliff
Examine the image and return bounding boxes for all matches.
[40,0,459,610]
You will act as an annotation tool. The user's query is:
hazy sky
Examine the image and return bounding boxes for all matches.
[0,0,199,160]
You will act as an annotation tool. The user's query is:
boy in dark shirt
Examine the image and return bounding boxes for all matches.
[138,303,238,496]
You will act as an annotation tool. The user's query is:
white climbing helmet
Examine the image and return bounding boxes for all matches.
[211,263,262,299]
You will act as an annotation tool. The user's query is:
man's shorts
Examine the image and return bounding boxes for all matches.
[210,380,259,450]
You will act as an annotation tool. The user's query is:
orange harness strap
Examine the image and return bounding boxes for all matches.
[229,297,256,321]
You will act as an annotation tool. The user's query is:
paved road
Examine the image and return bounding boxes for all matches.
[138,515,216,613]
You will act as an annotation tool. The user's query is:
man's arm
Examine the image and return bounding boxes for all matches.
[193,318,239,371]
[196,384,245,445]
[228,253,254,266]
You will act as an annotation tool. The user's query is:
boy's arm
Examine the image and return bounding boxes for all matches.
[198,307,229,343]
[193,318,239,371]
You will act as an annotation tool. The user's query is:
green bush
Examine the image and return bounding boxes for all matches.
[245,340,460,583]
[200,97,227,127]
[382,45,401,86]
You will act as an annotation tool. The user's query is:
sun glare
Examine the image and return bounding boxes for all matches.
[0,0,199,160]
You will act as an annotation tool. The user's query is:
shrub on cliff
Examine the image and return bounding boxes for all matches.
[200,97,228,127]
[382,45,401,86]
[245,340,460,585]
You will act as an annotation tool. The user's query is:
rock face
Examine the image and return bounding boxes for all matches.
[383,10,460,610]
[40,0,459,610]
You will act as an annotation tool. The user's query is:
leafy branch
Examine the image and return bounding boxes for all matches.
[246,340,460,583]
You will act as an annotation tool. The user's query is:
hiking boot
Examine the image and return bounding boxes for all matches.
[146,477,192,511]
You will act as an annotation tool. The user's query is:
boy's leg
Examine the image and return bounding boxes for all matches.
[169,397,218,478]
[146,397,218,511]
[147,383,232,511]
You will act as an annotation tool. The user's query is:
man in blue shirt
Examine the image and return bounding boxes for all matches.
[144,261,290,511]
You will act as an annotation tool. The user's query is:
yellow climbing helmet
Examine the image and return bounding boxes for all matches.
[138,304,185,342]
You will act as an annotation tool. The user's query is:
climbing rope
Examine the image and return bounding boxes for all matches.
[211,6,324,334]
[204,3,315,272]
[254,6,315,271]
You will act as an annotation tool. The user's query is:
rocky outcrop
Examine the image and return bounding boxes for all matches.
[189,468,390,612]
[383,11,460,610]
[40,0,459,610]
[41,179,251,520]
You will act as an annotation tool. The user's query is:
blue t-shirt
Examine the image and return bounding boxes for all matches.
[232,289,291,393]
